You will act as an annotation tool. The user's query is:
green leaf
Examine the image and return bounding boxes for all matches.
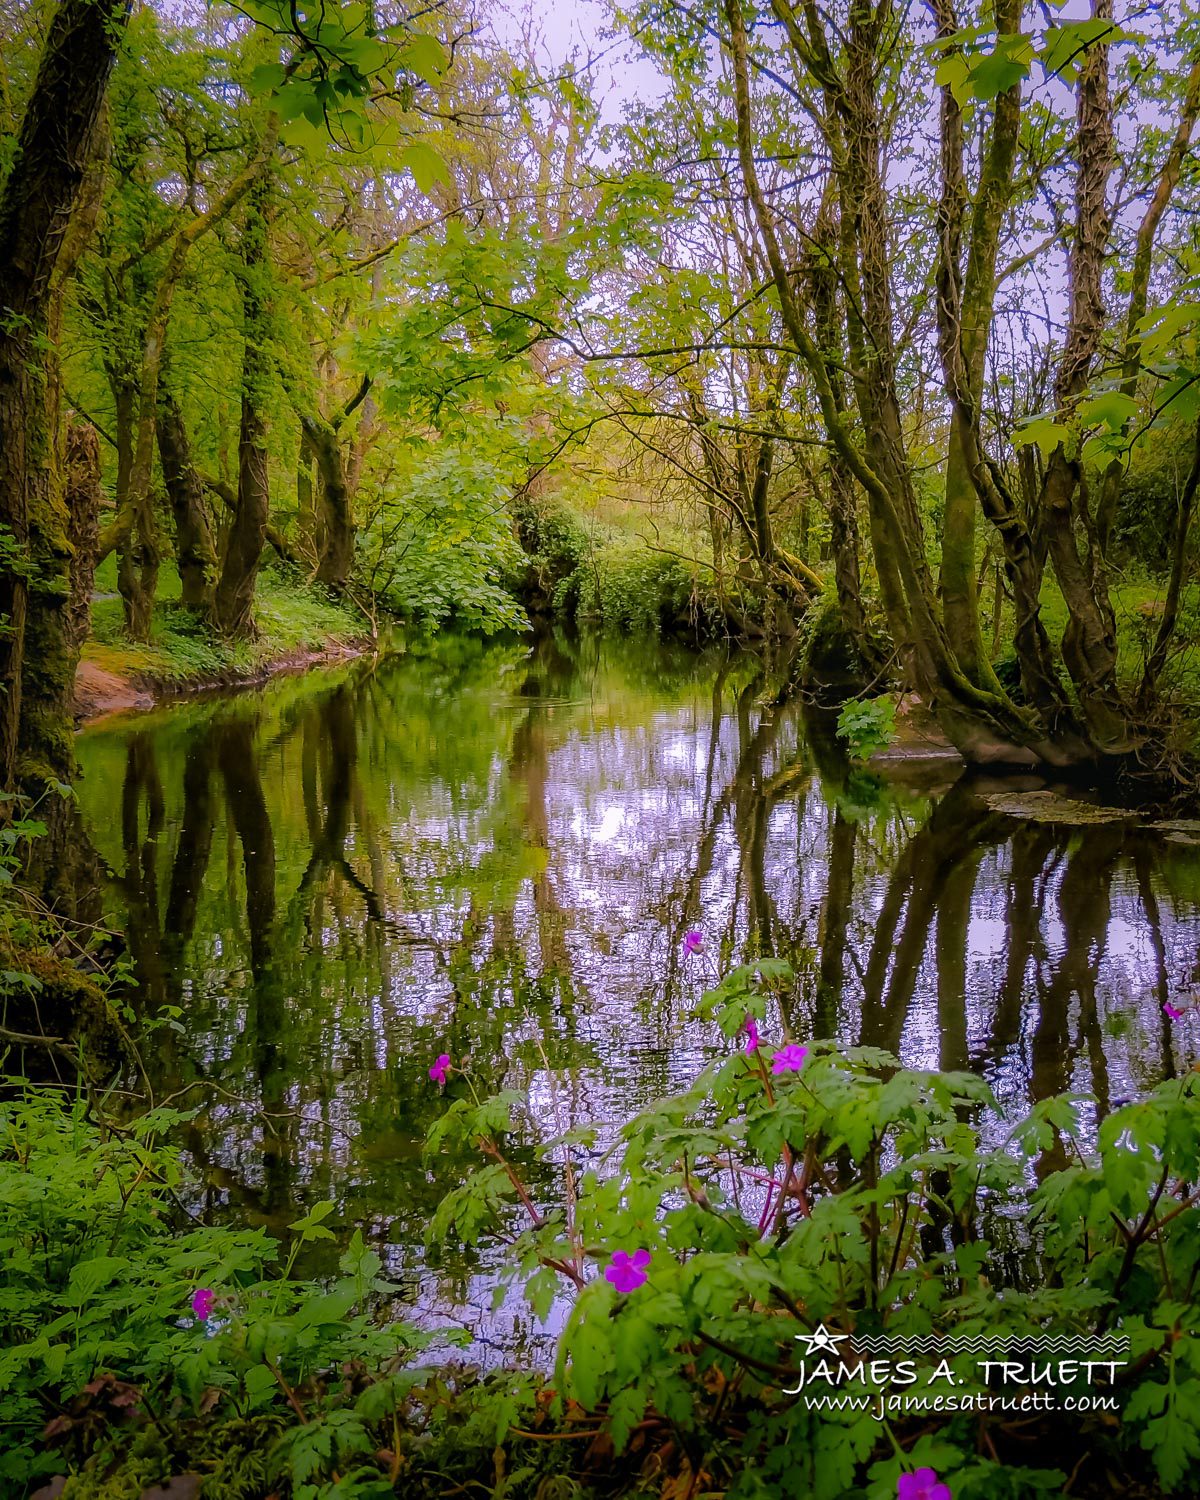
[1079,389,1138,430]
[398,142,450,194]
[1040,20,1139,81]
[248,61,287,95]
[1014,413,1069,457]
[396,33,449,84]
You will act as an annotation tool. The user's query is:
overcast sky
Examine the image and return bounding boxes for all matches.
[485,0,668,120]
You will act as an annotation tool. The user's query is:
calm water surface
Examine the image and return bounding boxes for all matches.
[75,632,1200,1354]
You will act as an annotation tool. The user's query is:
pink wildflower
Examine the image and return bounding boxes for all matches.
[898,1469,951,1500]
[429,1053,451,1085]
[771,1043,809,1075]
[1164,1002,1184,1021]
[605,1249,651,1293]
[682,930,704,956]
[191,1288,215,1321]
[743,1016,760,1053]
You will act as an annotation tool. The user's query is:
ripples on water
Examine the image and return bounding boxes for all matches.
[75,631,1200,1357]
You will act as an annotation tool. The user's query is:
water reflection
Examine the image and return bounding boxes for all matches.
[76,632,1200,1346]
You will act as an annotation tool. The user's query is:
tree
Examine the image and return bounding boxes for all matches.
[604,0,1200,766]
[0,0,127,786]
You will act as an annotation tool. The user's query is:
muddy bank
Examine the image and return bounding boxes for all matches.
[74,638,374,726]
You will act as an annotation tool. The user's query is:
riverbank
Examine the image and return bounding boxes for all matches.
[76,566,372,723]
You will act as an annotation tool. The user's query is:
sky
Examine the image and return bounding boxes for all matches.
[484,0,668,121]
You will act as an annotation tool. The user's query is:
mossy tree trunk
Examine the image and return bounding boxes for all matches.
[304,414,356,591]
[296,373,371,592]
[1095,57,1200,559]
[156,388,218,610]
[804,191,866,645]
[0,0,125,789]
[19,419,102,784]
[1036,0,1125,749]
[212,178,273,638]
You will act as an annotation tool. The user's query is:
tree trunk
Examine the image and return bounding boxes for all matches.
[804,193,866,642]
[305,416,355,590]
[157,389,218,609]
[18,418,102,782]
[1139,414,1200,707]
[212,179,272,638]
[0,0,125,787]
[1095,58,1200,558]
[1038,0,1126,747]
[932,0,1026,689]
[117,503,161,640]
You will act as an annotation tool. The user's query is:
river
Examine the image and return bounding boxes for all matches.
[75,630,1200,1356]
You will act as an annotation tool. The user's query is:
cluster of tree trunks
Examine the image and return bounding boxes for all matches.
[718,0,1200,769]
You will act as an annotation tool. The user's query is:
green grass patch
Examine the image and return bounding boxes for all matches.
[83,568,365,687]
[989,575,1200,700]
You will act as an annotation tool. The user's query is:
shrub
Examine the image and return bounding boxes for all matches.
[363,448,528,635]
[836,696,897,760]
[423,959,1200,1497]
[0,1083,432,1496]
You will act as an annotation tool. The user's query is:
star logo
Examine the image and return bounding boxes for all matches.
[795,1323,849,1357]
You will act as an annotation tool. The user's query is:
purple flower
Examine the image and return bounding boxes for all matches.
[1164,1002,1184,1021]
[771,1043,809,1075]
[743,1016,760,1053]
[191,1288,215,1321]
[682,930,704,956]
[898,1469,952,1500]
[604,1248,651,1294]
[429,1053,451,1085]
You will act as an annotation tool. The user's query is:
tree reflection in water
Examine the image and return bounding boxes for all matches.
[77,632,1200,1351]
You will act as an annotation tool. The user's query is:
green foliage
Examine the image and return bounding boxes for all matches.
[836,697,897,760]
[795,590,875,687]
[240,0,449,165]
[0,1082,447,1497]
[931,16,1142,108]
[362,447,528,635]
[575,536,714,635]
[510,496,591,612]
[514,503,726,637]
[1106,416,1199,569]
[424,960,1200,1498]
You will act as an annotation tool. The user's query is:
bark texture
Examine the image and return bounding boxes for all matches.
[19,419,102,781]
[0,0,125,786]
[212,178,272,637]
[156,389,218,609]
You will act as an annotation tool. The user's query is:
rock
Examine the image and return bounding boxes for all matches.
[979,790,1136,825]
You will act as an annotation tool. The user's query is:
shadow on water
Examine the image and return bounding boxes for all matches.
[76,630,1200,1345]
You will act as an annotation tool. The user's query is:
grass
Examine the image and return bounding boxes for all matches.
[988,574,1200,694]
[83,564,367,688]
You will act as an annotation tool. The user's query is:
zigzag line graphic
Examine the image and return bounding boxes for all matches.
[851,1335,1129,1356]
